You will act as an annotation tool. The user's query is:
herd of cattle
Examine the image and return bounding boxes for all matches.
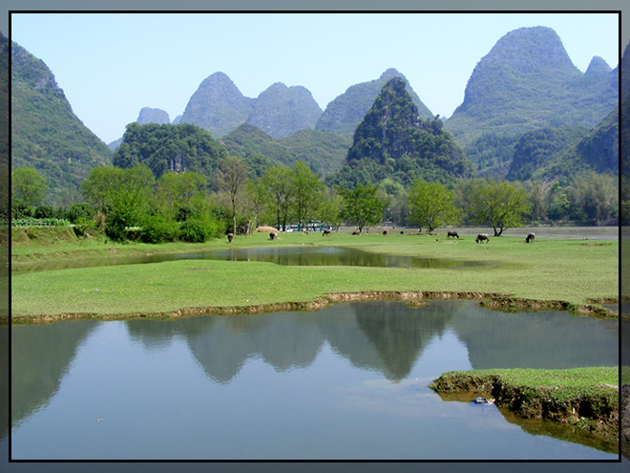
[228,229,537,243]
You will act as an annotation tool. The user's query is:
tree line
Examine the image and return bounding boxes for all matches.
[11,157,618,243]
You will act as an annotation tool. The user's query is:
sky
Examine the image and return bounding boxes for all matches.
[10,12,621,144]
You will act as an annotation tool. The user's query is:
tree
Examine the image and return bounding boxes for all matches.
[462,178,532,236]
[220,156,249,236]
[12,167,48,207]
[155,171,207,219]
[407,179,459,233]
[338,183,387,232]
[82,165,155,241]
[292,161,324,230]
[261,165,295,231]
[570,172,617,225]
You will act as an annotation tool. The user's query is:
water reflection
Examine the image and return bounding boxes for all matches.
[13,245,491,273]
[120,300,617,383]
[9,300,619,459]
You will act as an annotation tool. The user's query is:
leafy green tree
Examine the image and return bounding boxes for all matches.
[82,165,155,241]
[407,179,459,233]
[462,178,532,236]
[12,167,48,207]
[338,183,387,232]
[220,156,249,236]
[292,161,324,230]
[569,172,617,225]
[155,171,207,219]
[318,187,343,230]
[261,165,295,231]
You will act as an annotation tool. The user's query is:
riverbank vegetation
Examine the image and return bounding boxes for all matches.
[430,367,620,445]
[10,228,618,323]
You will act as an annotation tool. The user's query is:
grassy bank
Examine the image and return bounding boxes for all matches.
[430,367,620,443]
[9,228,619,322]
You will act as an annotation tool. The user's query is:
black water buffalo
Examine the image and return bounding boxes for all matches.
[382,230,388,235]
[351,229,361,235]
[525,232,536,243]
[227,233,234,243]
[447,231,459,239]
[476,233,490,244]
[269,231,277,240]
[322,229,331,236]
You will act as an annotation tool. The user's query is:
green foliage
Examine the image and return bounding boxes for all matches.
[334,78,472,189]
[221,124,351,177]
[507,126,590,181]
[569,172,618,226]
[113,122,227,186]
[338,183,387,231]
[12,167,48,207]
[139,215,179,244]
[292,161,324,230]
[458,178,532,236]
[11,42,113,204]
[178,219,210,243]
[407,179,459,233]
[66,202,96,224]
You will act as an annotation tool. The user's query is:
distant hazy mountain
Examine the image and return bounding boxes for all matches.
[330,77,472,187]
[445,26,618,178]
[316,68,433,137]
[10,36,113,204]
[137,107,170,125]
[179,71,254,138]
[246,82,323,139]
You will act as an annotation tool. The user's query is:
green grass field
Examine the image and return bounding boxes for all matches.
[9,229,619,321]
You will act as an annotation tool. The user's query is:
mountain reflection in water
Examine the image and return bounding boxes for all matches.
[8,300,619,459]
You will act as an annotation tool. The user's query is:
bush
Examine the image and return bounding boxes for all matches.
[12,202,33,219]
[140,215,178,244]
[178,219,210,243]
[67,202,95,223]
[34,205,54,219]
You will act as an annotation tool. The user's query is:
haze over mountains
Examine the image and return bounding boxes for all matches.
[7,25,623,205]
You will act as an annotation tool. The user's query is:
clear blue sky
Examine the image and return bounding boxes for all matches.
[10,12,620,144]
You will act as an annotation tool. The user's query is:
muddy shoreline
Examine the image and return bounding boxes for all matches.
[7,290,620,325]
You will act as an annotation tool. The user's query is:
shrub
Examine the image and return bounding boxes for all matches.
[178,219,210,243]
[67,202,96,223]
[33,205,54,219]
[140,215,178,244]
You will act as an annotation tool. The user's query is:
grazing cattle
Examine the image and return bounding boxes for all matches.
[447,231,459,239]
[476,233,490,244]
[269,232,277,240]
[322,229,331,236]
[400,231,404,235]
[382,230,388,235]
[302,229,308,235]
[351,229,361,236]
[525,232,536,243]
[227,233,234,243]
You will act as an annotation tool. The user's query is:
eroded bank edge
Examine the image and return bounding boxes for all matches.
[6,290,621,325]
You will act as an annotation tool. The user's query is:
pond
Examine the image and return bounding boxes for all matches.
[8,300,620,460]
[12,245,493,273]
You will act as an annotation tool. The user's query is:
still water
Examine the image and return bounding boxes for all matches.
[9,300,619,460]
[12,245,492,274]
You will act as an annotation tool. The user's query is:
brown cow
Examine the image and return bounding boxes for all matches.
[447,231,459,239]
[269,232,277,240]
[227,233,234,243]
[322,229,331,236]
[475,233,490,244]
[351,229,361,236]
[525,232,536,243]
